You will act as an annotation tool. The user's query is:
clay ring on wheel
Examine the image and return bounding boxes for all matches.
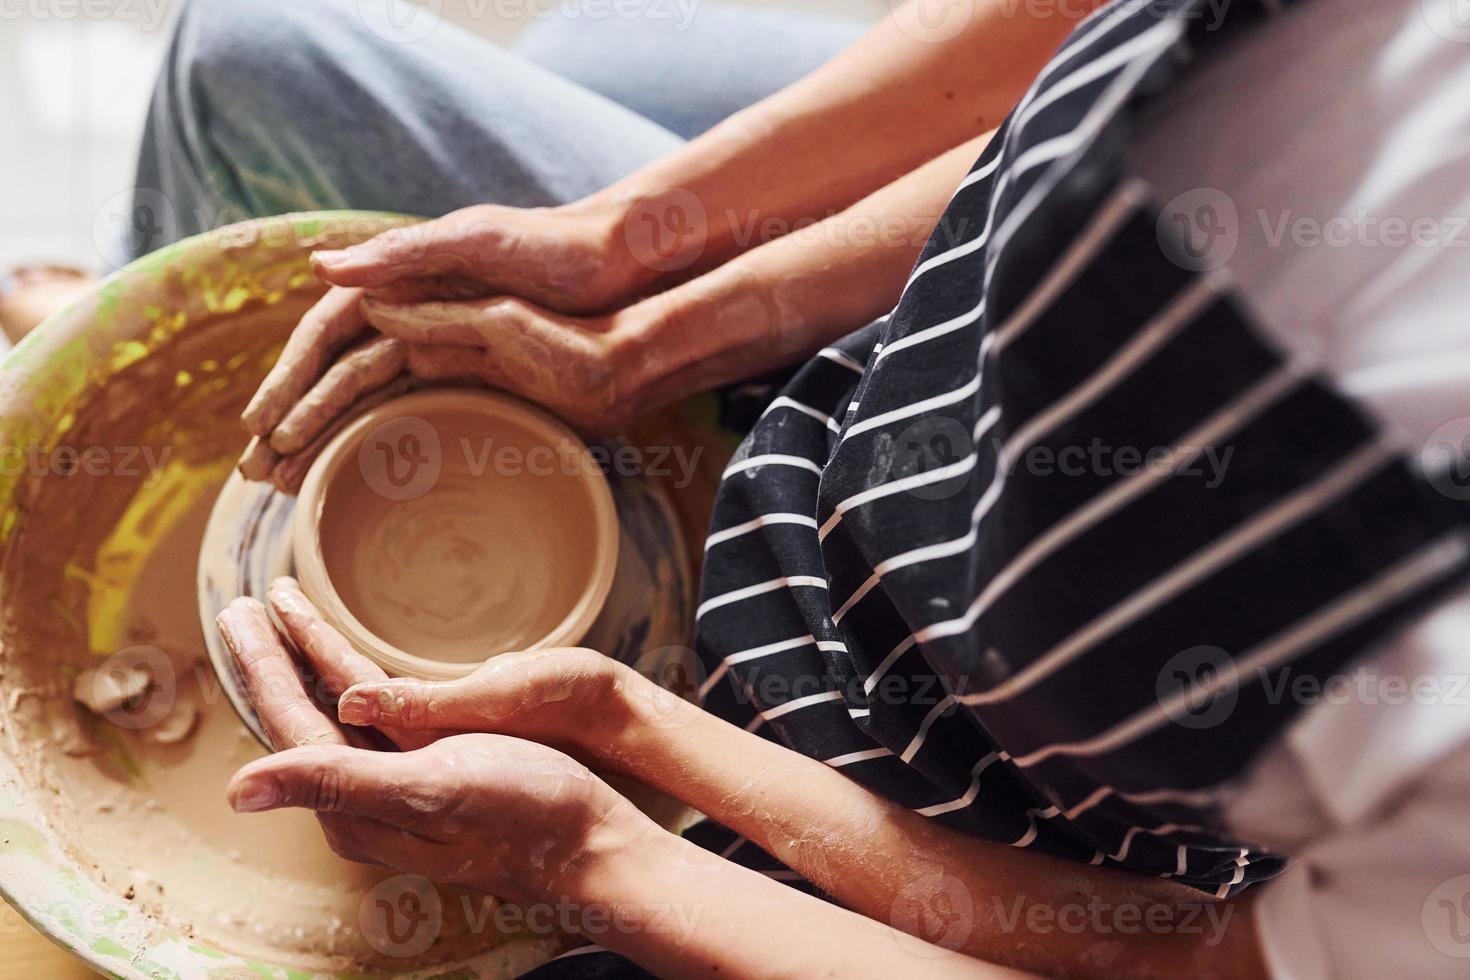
[291,388,620,680]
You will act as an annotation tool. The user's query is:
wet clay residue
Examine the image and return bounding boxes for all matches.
[318,405,605,663]
[0,301,560,974]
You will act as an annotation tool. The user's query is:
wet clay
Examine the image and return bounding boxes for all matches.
[316,401,609,664]
[0,215,718,975]
[0,305,560,974]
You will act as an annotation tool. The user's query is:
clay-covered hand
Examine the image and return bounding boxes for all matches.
[334,646,665,764]
[215,577,448,752]
[237,201,660,493]
[312,201,648,316]
[226,731,654,903]
[216,578,657,902]
[220,573,654,758]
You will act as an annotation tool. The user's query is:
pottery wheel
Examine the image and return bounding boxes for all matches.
[198,448,695,745]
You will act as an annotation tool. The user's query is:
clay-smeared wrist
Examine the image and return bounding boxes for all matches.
[561,192,666,303]
[598,664,707,782]
[542,797,669,907]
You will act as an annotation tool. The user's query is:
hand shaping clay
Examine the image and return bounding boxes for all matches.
[0,300,564,975]
[0,214,710,977]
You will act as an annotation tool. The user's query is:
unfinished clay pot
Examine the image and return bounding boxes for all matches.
[291,388,620,680]
[0,212,717,979]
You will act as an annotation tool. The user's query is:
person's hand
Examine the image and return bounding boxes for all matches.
[334,644,658,764]
[219,575,671,772]
[237,288,655,493]
[215,577,448,750]
[312,201,649,316]
[238,200,663,492]
[227,731,652,903]
[217,575,655,755]
[216,578,657,903]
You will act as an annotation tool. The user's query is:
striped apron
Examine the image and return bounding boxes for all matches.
[529,0,1470,974]
[693,0,1470,898]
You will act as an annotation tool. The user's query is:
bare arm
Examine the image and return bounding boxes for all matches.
[569,822,1037,979]
[608,682,1268,979]
[617,133,995,415]
[247,132,991,490]
[222,582,1032,978]
[342,648,1273,980]
[308,0,1095,301]
[581,0,1098,285]
[241,0,1094,479]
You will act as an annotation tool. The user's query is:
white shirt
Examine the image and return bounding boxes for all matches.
[1131,0,1470,975]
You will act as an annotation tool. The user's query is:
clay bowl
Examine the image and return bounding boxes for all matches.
[291,389,620,680]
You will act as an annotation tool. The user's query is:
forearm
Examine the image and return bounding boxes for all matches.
[584,0,1095,286]
[595,688,1267,979]
[564,818,1032,979]
[618,133,993,414]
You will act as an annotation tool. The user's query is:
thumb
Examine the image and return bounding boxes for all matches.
[338,676,486,730]
[227,743,454,830]
[337,649,615,731]
[311,220,474,287]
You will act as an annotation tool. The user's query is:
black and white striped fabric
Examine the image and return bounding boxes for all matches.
[528,1,1470,975]
[691,0,1470,899]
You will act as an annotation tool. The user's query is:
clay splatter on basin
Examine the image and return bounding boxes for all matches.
[0,213,725,978]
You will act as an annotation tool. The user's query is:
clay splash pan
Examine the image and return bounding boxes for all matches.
[0,212,699,979]
[293,389,620,680]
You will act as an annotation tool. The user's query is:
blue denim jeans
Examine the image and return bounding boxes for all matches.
[128,0,865,256]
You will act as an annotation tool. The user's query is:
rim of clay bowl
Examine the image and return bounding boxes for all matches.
[0,211,568,979]
[292,388,620,679]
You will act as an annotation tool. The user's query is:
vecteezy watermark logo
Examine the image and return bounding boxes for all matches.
[0,443,172,487]
[0,0,174,31]
[1259,665,1470,708]
[460,894,705,942]
[889,872,974,957]
[622,188,707,274]
[76,645,176,731]
[1157,188,1239,272]
[359,415,442,501]
[1155,645,1239,730]
[889,416,974,501]
[889,0,976,43]
[1256,208,1470,250]
[1423,0,1470,43]
[1421,417,1470,501]
[1008,439,1234,489]
[628,645,707,728]
[360,874,443,958]
[459,437,703,489]
[357,0,442,43]
[991,895,1235,944]
[0,898,140,940]
[468,0,701,29]
[93,188,179,269]
[1423,874,1470,958]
